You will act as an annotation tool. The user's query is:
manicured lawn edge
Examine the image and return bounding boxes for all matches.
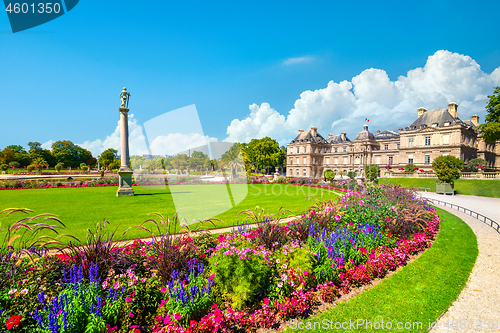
[285,208,478,333]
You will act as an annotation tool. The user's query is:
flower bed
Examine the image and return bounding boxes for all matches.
[0,185,438,332]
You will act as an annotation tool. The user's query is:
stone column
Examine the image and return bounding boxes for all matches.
[117,107,134,197]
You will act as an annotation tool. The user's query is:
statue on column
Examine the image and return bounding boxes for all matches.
[120,87,131,109]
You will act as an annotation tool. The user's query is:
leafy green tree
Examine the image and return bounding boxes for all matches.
[244,137,284,174]
[51,140,94,168]
[98,148,119,168]
[467,158,487,172]
[28,142,54,166]
[477,86,500,142]
[432,155,464,184]
[0,148,15,165]
[6,145,31,167]
[219,143,244,177]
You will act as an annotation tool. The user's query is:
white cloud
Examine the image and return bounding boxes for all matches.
[78,114,149,156]
[283,56,314,66]
[226,50,500,144]
[41,140,55,150]
[149,133,218,155]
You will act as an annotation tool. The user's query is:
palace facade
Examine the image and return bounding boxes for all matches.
[286,103,500,178]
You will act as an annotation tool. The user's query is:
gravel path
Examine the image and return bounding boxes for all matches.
[419,192,500,333]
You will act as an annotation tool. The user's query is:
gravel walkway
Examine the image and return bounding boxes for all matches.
[419,192,500,333]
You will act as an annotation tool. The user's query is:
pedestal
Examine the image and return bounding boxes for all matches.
[117,170,134,197]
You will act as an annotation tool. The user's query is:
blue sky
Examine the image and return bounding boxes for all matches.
[1,0,499,156]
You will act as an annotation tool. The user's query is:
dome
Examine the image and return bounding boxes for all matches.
[354,124,375,141]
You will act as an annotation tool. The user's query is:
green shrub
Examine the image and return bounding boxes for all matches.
[467,158,487,172]
[404,163,418,173]
[432,155,464,184]
[364,164,379,181]
[209,244,269,310]
[324,169,334,181]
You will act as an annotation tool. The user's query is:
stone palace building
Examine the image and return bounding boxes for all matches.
[286,103,500,179]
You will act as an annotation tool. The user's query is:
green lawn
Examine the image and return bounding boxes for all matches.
[286,208,477,333]
[0,183,339,244]
[381,178,500,198]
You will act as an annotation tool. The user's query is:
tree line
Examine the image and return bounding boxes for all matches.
[0,137,287,174]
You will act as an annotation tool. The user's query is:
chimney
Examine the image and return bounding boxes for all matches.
[376,130,380,134]
[471,114,479,127]
[418,107,427,118]
[298,129,304,133]
[448,102,458,118]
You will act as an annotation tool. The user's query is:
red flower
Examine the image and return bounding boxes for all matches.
[6,315,22,330]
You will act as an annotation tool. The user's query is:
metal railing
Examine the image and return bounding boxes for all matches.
[426,198,500,234]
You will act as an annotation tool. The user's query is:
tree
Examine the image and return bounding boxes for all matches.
[432,155,464,184]
[467,158,487,172]
[0,148,15,165]
[51,140,94,168]
[98,148,119,168]
[219,143,244,178]
[244,137,284,174]
[477,86,500,142]
[28,142,54,166]
[7,145,30,167]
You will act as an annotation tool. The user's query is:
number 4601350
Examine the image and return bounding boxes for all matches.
[5,2,61,14]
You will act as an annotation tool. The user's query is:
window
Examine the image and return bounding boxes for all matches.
[425,136,431,146]
[384,144,388,150]
[443,134,449,145]
[408,138,414,147]
[425,155,430,164]
[343,147,346,152]
[388,156,393,165]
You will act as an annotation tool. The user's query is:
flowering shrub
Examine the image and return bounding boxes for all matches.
[0,184,439,332]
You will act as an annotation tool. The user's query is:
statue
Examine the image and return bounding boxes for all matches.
[120,87,131,109]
